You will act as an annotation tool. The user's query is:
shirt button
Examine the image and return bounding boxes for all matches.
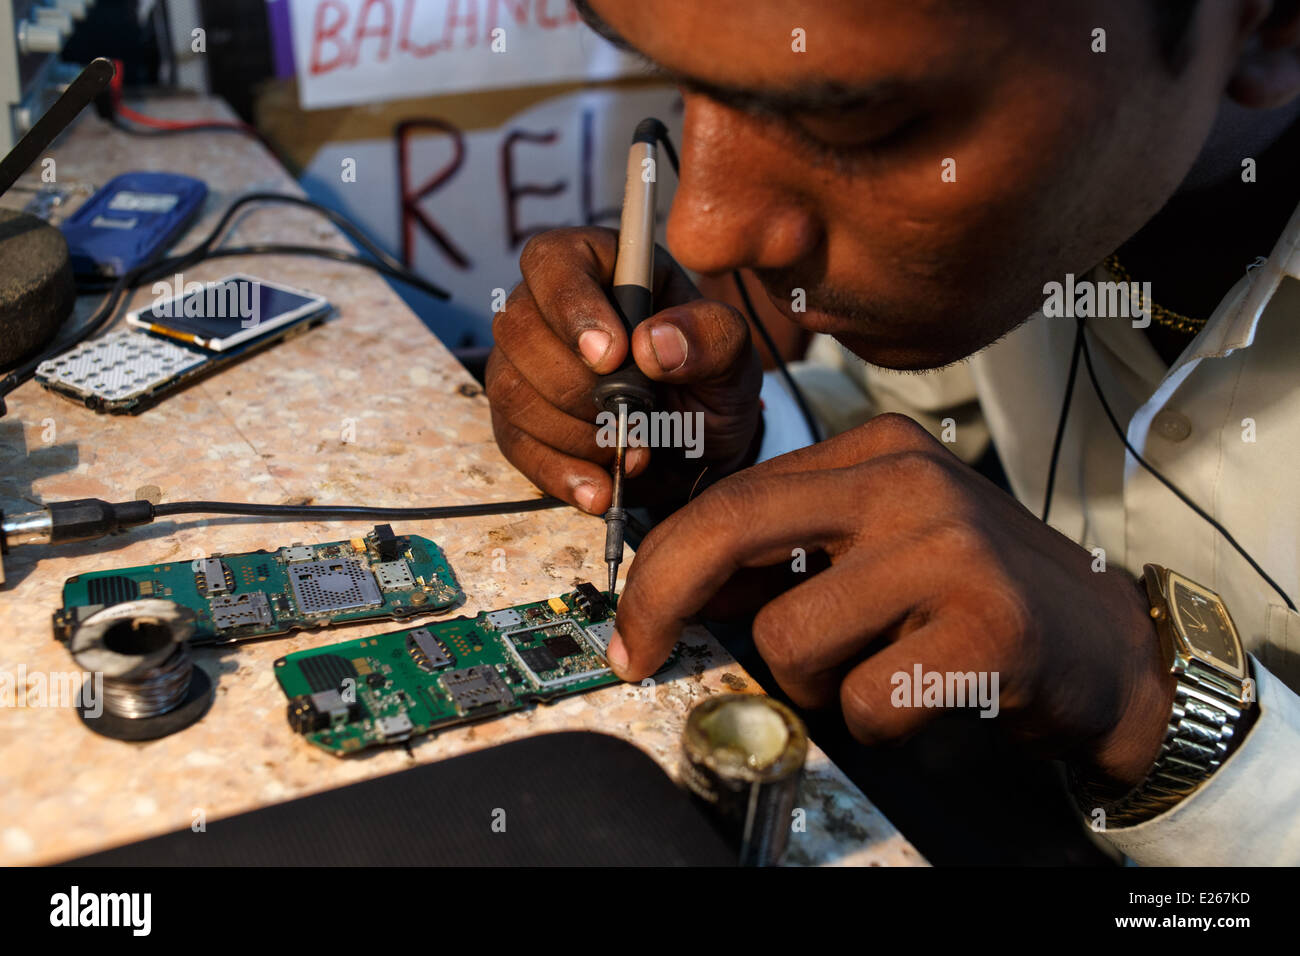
[1153,410,1192,442]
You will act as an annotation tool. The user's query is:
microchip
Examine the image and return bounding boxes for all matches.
[288,559,383,615]
[543,634,582,659]
[440,666,513,715]
[519,645,558,674]
[505,667,523,684]
[366,673,386,688]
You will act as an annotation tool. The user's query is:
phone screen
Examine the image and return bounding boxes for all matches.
[131,276,325,351]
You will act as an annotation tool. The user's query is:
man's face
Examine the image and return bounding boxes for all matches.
[586,0,1242,369]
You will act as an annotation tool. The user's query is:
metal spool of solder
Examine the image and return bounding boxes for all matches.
[69,599,214,741]
[681,694,809,867]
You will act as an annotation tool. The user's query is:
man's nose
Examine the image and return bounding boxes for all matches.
[666,96,822,277]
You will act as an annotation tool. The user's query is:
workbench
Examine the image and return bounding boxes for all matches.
[0,95,923,867]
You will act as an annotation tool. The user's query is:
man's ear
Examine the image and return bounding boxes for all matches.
[1229,0,1300,107]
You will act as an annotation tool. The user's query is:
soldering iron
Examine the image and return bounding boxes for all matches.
[595,118,664,598]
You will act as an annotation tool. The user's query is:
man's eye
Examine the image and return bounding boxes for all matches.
[792,108,919,152]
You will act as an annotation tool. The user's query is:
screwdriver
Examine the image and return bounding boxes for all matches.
[593,119,663,599]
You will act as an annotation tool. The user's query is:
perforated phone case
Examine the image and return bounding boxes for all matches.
[35,329,207,405]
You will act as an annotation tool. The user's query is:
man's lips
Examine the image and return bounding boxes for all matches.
[759,285,858,335]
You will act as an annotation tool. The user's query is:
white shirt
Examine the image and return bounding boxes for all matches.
[767,197,1300,865]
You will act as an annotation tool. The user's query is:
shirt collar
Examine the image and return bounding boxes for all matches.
[1190,194,1300,359]
[1085,193,1300,383]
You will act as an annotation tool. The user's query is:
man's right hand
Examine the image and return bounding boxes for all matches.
[486,226,764,515]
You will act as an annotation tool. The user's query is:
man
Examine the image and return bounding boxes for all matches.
[486,0,1300,864]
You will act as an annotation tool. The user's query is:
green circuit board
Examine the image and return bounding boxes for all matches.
[53,525,462,646]
[274,583,661,755]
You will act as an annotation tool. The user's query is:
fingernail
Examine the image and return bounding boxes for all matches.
[578,329,611,366]
[650,324,688,372]
[573,482,598,513]
[607,631,629,674]
[626,447,650,473]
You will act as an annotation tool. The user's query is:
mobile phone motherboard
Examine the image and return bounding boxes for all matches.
[273,583,663,755]
[53,525,461,645]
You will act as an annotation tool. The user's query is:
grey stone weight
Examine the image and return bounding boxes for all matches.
[0,207,76,366]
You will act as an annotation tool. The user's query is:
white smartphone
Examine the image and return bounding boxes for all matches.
[125,273,329,351]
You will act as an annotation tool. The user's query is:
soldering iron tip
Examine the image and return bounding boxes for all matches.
[608,562,618,599]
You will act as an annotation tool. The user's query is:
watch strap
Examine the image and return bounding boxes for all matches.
[1073,565,1253,828]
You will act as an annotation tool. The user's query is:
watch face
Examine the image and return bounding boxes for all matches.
[1170,579,1244,676]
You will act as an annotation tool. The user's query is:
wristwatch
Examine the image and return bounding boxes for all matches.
[1074,564,1256,827]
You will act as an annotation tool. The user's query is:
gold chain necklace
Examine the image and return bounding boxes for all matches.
[1102,255,1207,335]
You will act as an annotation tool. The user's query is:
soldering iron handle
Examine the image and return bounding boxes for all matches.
[594,119,663,413]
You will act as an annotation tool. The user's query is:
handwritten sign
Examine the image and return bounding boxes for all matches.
[299,86,681,346]
[289,0,641,109]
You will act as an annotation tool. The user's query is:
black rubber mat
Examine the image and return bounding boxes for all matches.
[65,731,737,866]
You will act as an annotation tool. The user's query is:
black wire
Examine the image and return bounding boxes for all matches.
[152,497,566,521]
[135,244,451,300]
[1041,320,1085,523]
[107,115,283,161]
[1077,319,1295,611]
[649,124,823,444]
[731,271,823,442]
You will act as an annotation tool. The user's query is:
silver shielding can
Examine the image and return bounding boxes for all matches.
[681,694,809,866]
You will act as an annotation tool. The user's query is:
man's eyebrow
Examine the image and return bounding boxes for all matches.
[571,0,904,114]
[571,0,637,52]
[669,73,905,115]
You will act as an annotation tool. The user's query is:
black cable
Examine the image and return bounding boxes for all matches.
[649,124,823,444]
[1077,319,1296,611]
[132,244,451,301]
[106,112,283,161]
[3,495,571,550]
[152,497,565,522]
[731,271,823,442]
[75,193,438,297]
[150,192,428,288]
[1041,320,1085,523]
